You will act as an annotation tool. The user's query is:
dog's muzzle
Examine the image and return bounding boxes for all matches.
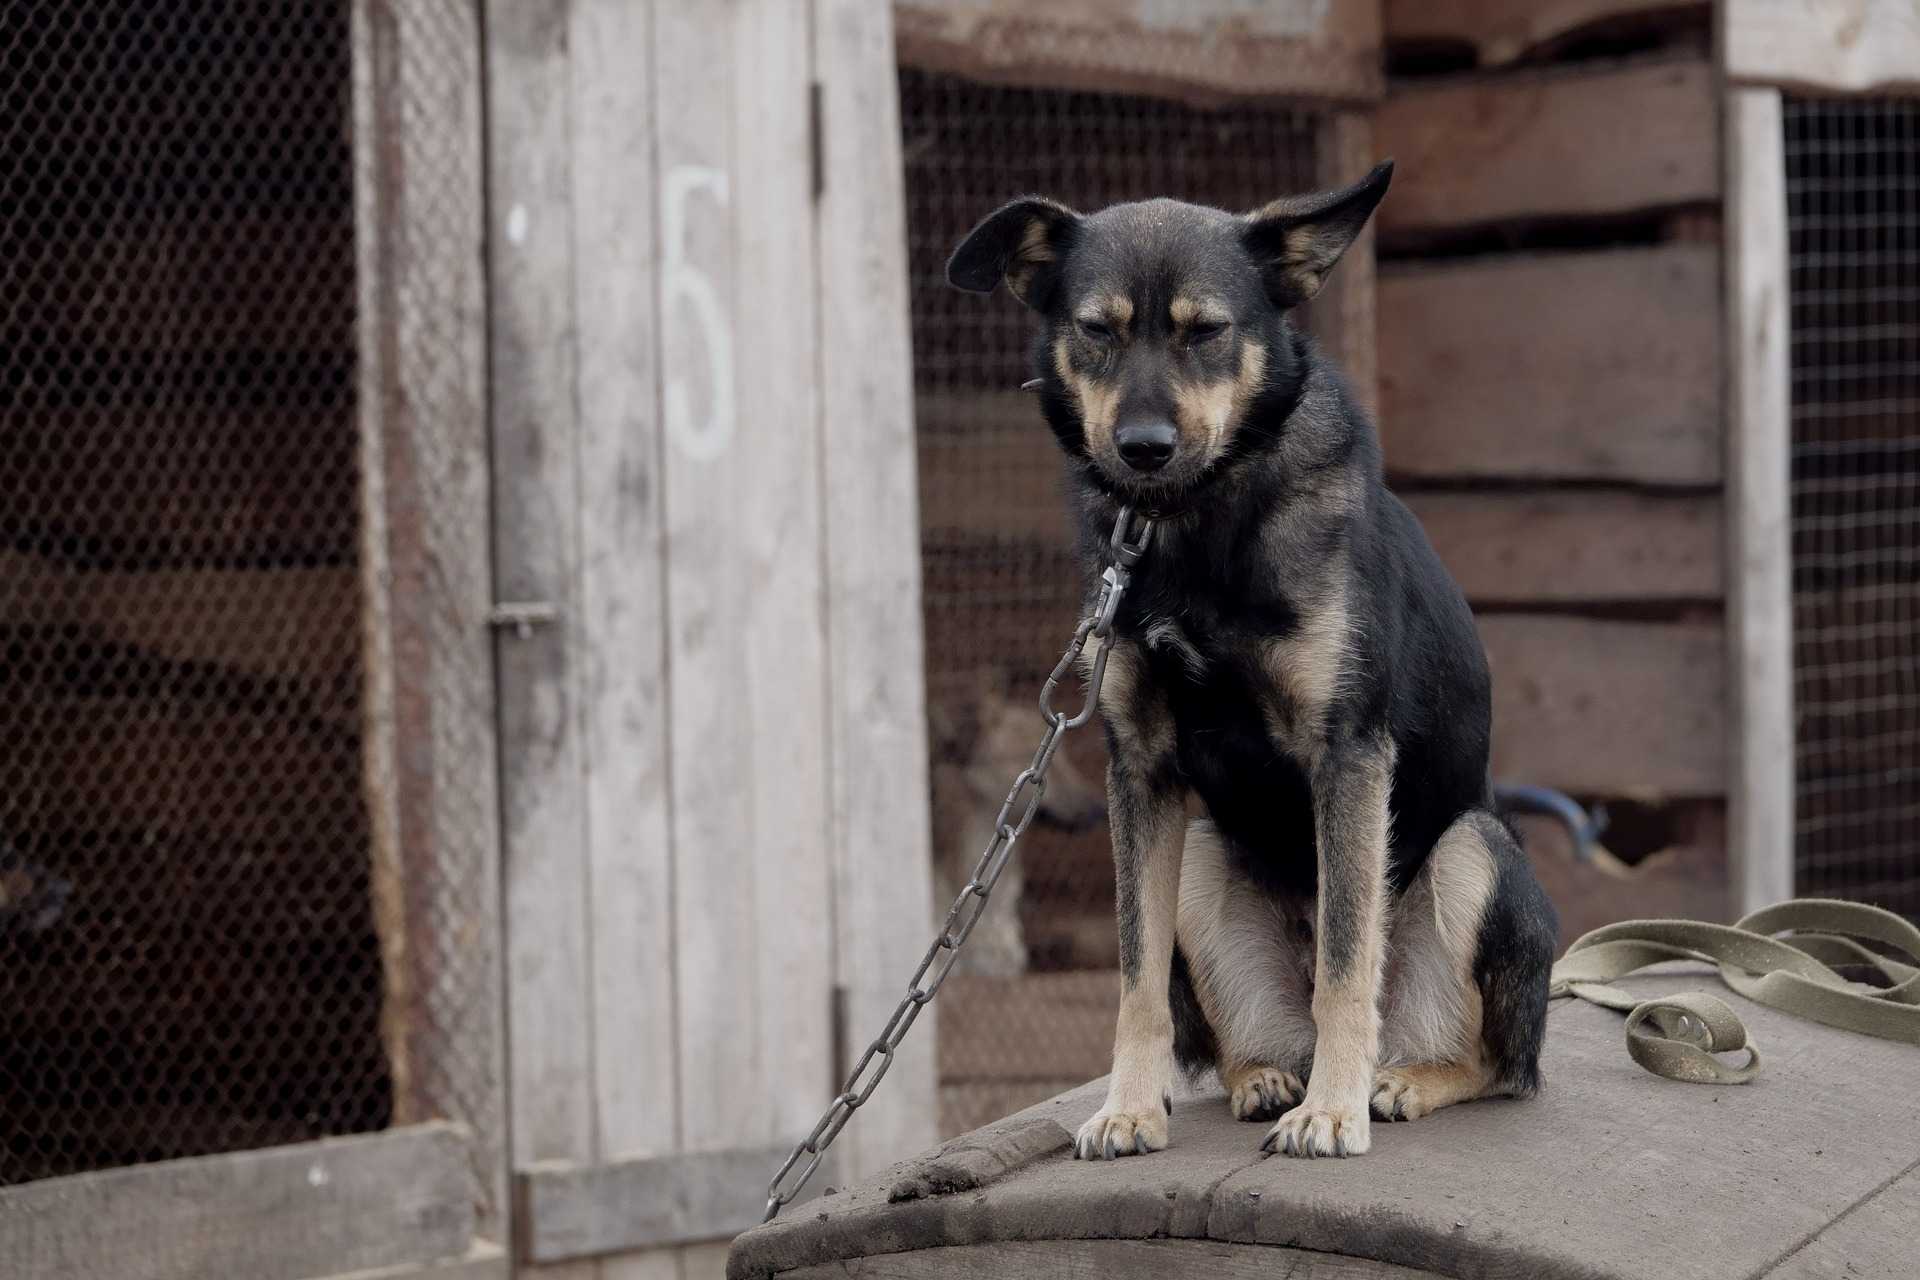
[1114,420,1177,473]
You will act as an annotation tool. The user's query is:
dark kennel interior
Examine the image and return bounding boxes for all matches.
[0,0,388,1182]
[1784,96,1920,918]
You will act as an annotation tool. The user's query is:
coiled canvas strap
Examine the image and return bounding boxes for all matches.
[1549,899,1920,1084]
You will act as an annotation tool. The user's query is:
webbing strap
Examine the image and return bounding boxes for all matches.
[1549,899,1920,1084]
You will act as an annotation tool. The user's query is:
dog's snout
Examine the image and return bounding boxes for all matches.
[1115,421,1177,472]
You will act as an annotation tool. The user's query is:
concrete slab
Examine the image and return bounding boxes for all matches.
[731,966,1920,1279]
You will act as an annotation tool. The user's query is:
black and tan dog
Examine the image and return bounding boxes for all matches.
[947,163,1558,1160]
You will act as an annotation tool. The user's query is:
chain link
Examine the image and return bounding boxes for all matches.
[761,507,1154,1223]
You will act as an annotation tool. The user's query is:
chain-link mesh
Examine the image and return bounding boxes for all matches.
[0,0,497,1207]
[0,0,378,1183]
[353,0,502,1226]
[1784,97,1920,919]
[899,67,1320,1134]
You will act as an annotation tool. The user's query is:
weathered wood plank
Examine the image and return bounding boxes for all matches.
[817,0,942,1182]
[566,6,682,1280]
[1723,88,1795,914]
[1378,245,1722,483]
[480,9,597,1280]
[1404,492,1724,602]
[328,1244,511,1280]
[778,1238,1442,1279]
[652,0,837,1179]
[1,1125,475,1280]
[1762,1162,1920,1279]
[351,0,508,1241]
[1483,616,1726,797]
[1723,0,1920,94]
[893,0,1383,104]
[1376,58,1718,235]
[1386,0,1706,67]
[517,1146,792,1262]
[1312,110,1379,414]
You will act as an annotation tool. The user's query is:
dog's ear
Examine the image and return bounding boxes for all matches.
[947,196,1080,309]
[1242,160,1393,309]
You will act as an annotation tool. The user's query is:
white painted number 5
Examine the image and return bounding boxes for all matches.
[662,165,734,461]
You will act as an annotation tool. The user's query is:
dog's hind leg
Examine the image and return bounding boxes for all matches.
[1375,809,1556,1120]
[1175,820,1318,1122]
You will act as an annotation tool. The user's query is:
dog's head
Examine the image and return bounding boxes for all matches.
[947,163,1391,504]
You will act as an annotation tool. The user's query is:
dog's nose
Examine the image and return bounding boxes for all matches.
[1115,421,1177,472]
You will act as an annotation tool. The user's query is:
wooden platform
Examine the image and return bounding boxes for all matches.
[733,966,1920,1279]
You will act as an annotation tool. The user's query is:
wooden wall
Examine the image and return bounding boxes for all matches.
[1377,0,1730,940]
[484,3,933,1276]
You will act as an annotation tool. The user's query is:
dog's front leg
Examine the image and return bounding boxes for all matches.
[1266,736,1393,1158]
[1074,750,1185,1159]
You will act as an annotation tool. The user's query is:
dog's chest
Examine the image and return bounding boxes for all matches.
[1133,612,1309,776]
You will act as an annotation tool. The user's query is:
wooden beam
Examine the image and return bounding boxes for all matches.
[1483,616,1726,797]
[567,7,684,1280]
[481,12,599,1247]
[328,1245,510,1280]
[0,1125,475,1280]
[1378,245,1722,483]
[1722,87,1796,913]
[1386,0,1707,68]
[892,0,1383,105]
[649,0,838,1229]
[1723,0,1920,94]
[1404,492,1724,602]
[351,0,507,1239]
[777,1239,1444,1279]
[1312,110,1380,415]
[817,0,942,1180]
[1376,58,1718,236]
[516,1146,793,1262]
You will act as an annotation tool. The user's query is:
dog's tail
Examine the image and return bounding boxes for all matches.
[1473,812,1558,1098]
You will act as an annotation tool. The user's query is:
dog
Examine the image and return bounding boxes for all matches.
[946,161,1558,1160]
[929,676,1107,976]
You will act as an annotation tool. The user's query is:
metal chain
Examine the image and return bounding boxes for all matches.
[761,507,1155,1223]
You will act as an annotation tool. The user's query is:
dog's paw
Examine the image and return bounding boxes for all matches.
[1260,1097,1370,1158]
[1074,1098,1171,1160]
[1371,1067,1436,1122]
[1225,1066,1304,1122]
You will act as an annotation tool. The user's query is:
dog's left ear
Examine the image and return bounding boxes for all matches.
[947,196,1080,309]
[1242,160,1393,309]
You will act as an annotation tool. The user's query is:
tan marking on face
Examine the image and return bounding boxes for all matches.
[1054,334,1124,466]
[1076,292,1133,333]
[1166,337,1268,465]
[1170,294,1232,335]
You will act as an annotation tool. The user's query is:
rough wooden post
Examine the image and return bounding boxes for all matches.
[815,0,942,1180]
[1723,85,1796,914]
[352,0,509,1244]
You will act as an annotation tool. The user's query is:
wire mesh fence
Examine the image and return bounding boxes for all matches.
[898,66,1321,1132]
[1783,96,1920,919]
[0,0,496,1204]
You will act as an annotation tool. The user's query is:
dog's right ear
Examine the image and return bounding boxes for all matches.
[946,197,1079,309]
